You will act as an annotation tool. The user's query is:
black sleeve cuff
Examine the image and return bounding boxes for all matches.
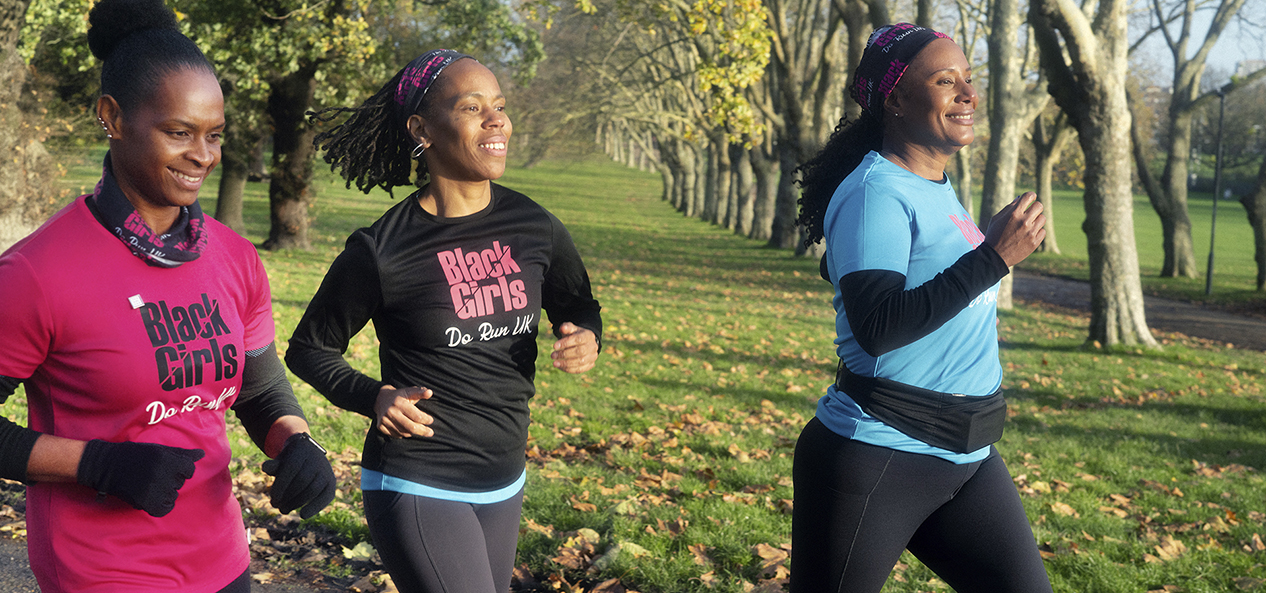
[0,418,42,484]
[232,344,306,451]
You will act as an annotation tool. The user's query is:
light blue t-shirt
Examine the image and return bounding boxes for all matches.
[817,151,1001,463]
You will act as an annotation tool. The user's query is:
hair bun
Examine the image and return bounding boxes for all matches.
[87,0,181,62]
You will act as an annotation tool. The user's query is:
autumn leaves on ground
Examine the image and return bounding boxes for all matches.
[5,156,1266,592]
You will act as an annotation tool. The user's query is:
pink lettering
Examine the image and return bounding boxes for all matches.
[464,250,488,280]
[439,241,527,318]
[949,214,985,247]
[438,251,465,285]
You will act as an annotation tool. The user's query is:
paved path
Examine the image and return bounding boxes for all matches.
[1013,269,1266,352]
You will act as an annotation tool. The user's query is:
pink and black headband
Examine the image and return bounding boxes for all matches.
[850,23,951,121]
[394,49,473,129]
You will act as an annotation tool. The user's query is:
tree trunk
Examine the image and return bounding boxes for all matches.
[982,0,1049,309]
[1242,156,1266,291]
[1139,0,1258,279]
[915,0,933,27]
[733,143,754,235]
[703,139,718,222]
[954,145,973,213]
[262,63,319,251]
[1033,111,1074,254]
[213,117,262,234]
[770,146,801,249]
[679,141,698,217]
[0,0,54,251]
[693,142,708,219]
[1032,0,1157,347]
[1154,109,1199,277]
[749,143,778,241]
[714,133,732,226]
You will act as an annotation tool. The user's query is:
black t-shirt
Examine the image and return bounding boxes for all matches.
[287,183,602,491]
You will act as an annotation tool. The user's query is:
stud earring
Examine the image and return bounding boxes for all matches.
[98,117,112,139]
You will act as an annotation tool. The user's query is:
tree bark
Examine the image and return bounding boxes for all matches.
[770,142,801,249]
[1243,156,1266,291]
[732,142,754,235]
[1138,0,1261,279]
[982,0,1049,309]
[703,138,718,222]
[1033,110,1074,254]
[213,116,263,234]
[0,0,54,251]
[262,63,319,251]
[714,133,732,227]
[954,145,973,214]
[749,142,778,241]
[1032,0,1158,348]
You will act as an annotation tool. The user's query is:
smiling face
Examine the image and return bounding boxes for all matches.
[412,59,511,183]
[883,38,977,159]
[100,67,224,230]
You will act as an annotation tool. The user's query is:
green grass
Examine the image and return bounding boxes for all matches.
[6,148,1266,591]
[1015,187,1264,311]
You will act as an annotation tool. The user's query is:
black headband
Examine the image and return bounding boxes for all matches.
[850,23,951,121]
[393,49,474,131]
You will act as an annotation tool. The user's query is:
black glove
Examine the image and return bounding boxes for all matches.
[261,433,336,519]
[76,439,205,518]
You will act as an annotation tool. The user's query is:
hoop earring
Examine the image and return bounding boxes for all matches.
[411,143,426,159]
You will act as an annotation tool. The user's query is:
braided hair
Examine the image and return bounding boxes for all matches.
[87,0,214,113]
[310,51,466,195]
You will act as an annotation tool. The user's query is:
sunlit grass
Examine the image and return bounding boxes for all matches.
[9,148,1266,592]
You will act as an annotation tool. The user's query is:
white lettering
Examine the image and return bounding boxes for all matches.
[512,314,536,336]
[446,327,473,347]
[144,387,237,426]
[968,288,999,309]
[478,322,510,341]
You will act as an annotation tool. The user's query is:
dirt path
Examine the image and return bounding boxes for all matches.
[1013,269,1266,352]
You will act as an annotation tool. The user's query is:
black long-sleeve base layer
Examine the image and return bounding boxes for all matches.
[287,183,602,492]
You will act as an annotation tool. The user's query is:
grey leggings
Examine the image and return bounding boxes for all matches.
[791,417,1053,593]
[362,488,524,593]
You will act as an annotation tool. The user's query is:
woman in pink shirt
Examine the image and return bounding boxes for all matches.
[0,0,335,591]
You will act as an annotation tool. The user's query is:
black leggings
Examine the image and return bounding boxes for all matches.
[217,568,250,593]
[362,488,524,593]
[791,417,1053,593]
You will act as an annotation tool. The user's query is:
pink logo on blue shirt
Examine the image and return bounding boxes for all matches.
[948,214,985,248]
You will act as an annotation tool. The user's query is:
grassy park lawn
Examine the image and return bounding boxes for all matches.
[4,148,1266,592]
[1018,186,1264,313]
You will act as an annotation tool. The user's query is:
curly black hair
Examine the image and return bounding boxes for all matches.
[794,114,884,247]
[88,0,214,113]
[309,67,457,195]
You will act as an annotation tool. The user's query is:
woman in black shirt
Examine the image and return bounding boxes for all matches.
[286,50,602,593]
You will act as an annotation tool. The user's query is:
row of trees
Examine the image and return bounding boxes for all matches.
[4,0,545,249]
[1,0,1264,347]
[528,0,1265,346]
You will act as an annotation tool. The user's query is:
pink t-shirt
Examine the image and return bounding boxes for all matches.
[0,196,270,592]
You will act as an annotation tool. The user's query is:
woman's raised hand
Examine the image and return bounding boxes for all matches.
[983,192,1047,267]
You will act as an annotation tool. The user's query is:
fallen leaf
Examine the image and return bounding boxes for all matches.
[688,543,713,566]
[342,541,376,561]
[1233,577,1265,591]
[1050,501,1079,517]
[1153,535,1187,561]
[590,577,627,593]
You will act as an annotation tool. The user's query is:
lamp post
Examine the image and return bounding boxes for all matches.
[1205,87,1227,296]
